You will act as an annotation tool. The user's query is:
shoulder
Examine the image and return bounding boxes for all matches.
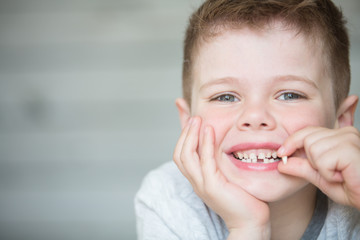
[135,161,194,203]
[135,161,207,215]
[321,200,360,239]
[135,161,227,240]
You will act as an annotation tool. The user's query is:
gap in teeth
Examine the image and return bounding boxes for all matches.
[233,151,281,163]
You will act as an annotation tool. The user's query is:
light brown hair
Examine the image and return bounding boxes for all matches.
[182,0,350,108]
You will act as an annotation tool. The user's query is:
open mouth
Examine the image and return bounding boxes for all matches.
[232,151,287,164]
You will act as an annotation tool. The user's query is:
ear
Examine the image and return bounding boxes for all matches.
[175,98,191,129]
[335,95,358,128]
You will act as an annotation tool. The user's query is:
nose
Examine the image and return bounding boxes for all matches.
[236,103,276,131]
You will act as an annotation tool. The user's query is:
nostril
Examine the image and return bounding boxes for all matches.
[242,122,268,128]
[237,111,276,130]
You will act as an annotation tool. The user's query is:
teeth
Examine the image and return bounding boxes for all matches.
[234,151,282,164]
[282,156,288,164]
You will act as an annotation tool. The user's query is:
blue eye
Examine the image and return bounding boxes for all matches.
[213,94,239,102]
[278,92,304,101]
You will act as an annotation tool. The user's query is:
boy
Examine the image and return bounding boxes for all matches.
[135,0,360,239]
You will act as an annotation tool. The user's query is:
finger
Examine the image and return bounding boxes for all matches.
[278,157,352,205]
[200,125,217,182]
[278,157,343,186]
[279,126,360,158]
[278,157,316,179]
[278,127,326,158]
[278,127,338,171]
[179,116,204,185]
[316,136,360,182]
[292,128,357,177]
[173,118,192,176]
[302,133,341,171]
[309,138,349,182]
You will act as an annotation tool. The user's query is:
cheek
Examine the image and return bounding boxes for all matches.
[197,108,236,149]
[280,106,333,134]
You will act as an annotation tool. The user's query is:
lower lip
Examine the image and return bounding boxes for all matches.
[230,156,280,171]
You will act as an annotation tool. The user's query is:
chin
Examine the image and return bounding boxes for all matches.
[229,171,309,203]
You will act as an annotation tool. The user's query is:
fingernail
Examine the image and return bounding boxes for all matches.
[205,125,210,134]
[277,146,285,156]
[188,117,194,125]
[191,117,200,126]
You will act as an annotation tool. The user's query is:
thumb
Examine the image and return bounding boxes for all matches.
[278,157,351,206]
[278,157,344,182]
[278,157,317,177]
[278,157,344,192]
[278,157,322,186]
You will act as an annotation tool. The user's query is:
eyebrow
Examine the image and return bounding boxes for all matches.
[198,75,319,91]
[274,75,319,89]
[199,77,240,91]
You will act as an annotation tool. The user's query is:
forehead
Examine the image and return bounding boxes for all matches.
[192,26,328,90]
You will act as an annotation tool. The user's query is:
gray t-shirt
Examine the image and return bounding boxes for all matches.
[135,162,360,240]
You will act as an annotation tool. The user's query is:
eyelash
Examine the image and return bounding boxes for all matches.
[209,91,306,103]
[277,91,306,101]
[210,93,240,103]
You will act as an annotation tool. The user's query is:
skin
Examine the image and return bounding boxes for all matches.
[173,25,360,239]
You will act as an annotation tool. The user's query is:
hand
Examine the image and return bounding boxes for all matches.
[173,116,271,239]
[277,126,360,210]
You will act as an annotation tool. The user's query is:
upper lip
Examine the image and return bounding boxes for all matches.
[225,142,282,155]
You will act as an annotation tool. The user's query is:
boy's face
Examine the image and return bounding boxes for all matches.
[187,26,337,202]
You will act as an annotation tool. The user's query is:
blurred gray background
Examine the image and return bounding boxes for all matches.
[0,0,359,239]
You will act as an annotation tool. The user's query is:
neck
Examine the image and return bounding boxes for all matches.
[269,184,317,240]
